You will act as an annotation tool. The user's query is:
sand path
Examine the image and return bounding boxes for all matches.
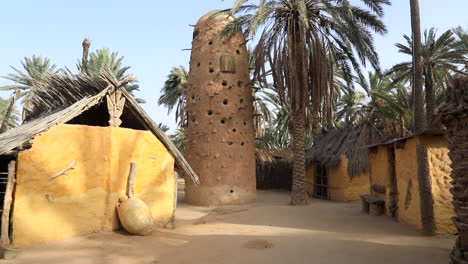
[9,183,454,264]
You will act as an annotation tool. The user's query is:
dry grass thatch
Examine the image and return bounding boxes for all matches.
[256,148,293,190]
[306,125,381,177]
[0,70,199,184]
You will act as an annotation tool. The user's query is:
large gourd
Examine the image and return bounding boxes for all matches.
[116,162,153,236]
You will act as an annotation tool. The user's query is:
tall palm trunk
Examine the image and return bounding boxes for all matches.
[441,77,468,264]
[82,38,91,71]
[410,0,426,133]
[289,19,309,205]
[424,64,435,127]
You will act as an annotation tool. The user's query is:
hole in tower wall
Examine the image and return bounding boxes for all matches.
[232,128,237,133]
[221,119,226,124]
[208,41,213,45]
[230,190,234,193]
[222,81,228,86]
[236,50,240,55]
[197,63,201,67]
[228,142,233,145]
[240,99,244,104]
[209,68,214,73]
[241,142,245,146]
[223,99,228,105]
[208,110,213,116]
[243,121,247,126]
[237,81,243,87]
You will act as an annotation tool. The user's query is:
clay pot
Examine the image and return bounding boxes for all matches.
[117,196,153,236]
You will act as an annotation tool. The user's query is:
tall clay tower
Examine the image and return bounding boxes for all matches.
[184,11,256,206]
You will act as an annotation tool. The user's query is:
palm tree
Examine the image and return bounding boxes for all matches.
[453,26,468,70]
[0,55,58,102]
[334,89,366,125]
[389,28,466,126]
[0,95,20,132]
[158,66,189,127]
[221,0,389,205]
[171,127,186,152]
[78,48,144,103]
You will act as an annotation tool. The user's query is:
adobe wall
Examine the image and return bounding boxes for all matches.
[13,124,176,247]
[368,146,394,216]
[423,136,455,234]
[327,158,369,201]
[184,11,256,206]
[395,137,423,230]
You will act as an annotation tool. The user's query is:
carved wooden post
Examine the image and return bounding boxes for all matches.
[106,89,126,127]
[441,77,468,264]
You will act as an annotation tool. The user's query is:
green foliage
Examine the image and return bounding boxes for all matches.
[0,96,20,130]
[158,123,170,133]
[78,48,144,103]
[0,55,58,102]
[171,127,186,152]
[158,66,188,127]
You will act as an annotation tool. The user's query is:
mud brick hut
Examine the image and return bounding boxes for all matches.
[256,148,293,190]
[184,10,256,206]
[366,131,455,235]
[305,125,378,201]
[0,71,198,247]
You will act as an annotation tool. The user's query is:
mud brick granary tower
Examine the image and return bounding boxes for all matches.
[184,11,256,206]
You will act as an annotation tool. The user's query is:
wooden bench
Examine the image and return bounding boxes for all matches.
[360,194,385,216]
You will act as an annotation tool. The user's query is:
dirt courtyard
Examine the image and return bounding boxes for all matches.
[9,181,454,264]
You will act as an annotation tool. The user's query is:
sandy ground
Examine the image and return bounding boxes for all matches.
[9,180,454,264]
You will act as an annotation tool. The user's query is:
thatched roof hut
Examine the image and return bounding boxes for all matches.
[256,148,293,190]
[0,70,200,247]
[306,125,380,177]
[0,70,198,183]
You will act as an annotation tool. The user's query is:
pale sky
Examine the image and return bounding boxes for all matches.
[0,1,466,133]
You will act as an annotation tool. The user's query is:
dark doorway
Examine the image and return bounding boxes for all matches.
[314,164,329,200]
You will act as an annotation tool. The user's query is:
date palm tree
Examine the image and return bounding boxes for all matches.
[220,0,389,204]
[389,28,466,126]
[0,55,58,102]
[78,48,144,103]
[158,66,189,127]
[0,95,20,132]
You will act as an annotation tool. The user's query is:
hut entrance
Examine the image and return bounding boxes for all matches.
[389,146,398,218]
[314,164,329,200]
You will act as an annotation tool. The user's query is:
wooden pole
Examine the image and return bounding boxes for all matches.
[126,162,137,198]
[1,161,16,246]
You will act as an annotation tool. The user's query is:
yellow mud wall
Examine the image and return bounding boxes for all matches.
[328,158,370,201]
[369,146,393,216]
[305,164,316,196]
[423,136,455,234]
[395,137,423,230]
[13,124,175,247]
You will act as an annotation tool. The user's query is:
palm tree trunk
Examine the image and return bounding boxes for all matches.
[410,0,426,133]
[425,64,436,127]
[289,19,309,206]
[82,38,91,71]
[291,107,309,205]
[441,77,468,264]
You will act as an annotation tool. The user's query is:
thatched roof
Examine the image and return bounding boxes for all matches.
[306,125,380,177]
[256,148,293,164]
[0,70,199,184]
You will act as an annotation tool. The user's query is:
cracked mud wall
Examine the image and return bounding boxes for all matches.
[425,136,455,234]
[13,124,175,247]
[184,11,256,206]
[395,137,423,231]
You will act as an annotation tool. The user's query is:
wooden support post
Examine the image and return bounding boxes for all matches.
[1,161,16,246]
[126,162,137,198]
